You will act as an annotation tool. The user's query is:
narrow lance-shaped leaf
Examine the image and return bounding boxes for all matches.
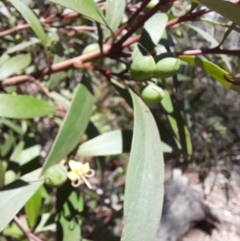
[161,91,192,156]
[198,0,240,26]
[179,56,240,94]
[144,13,168,45]
[183,23,232,72]
[0,168,44,232]
[105,0,126,38]
[0,119,22,134]
[77,130,172,157]
[24,186,42,227]
[6,38,40,54]
[0,53,31,80]
[41,84,93,174]
[48,0,106,25]
[9,0,46,47]
[121,90,164,241]
[132,13,168,59]
[0,94,54,119]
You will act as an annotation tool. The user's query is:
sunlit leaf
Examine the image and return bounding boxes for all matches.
[18,145,41,166]
[105,0,126,37]
[0,94,55,119]
[77,130,172,156]
[121,91,164,241]
[144,13,168,45]
[41,84,93,174]
[9,0,46,46]
[0,53,31,80]
[133,13,168,57]
[48,0,106,25]
[0,168,44,232]
[35,213,56,233]
[10,141,25,162]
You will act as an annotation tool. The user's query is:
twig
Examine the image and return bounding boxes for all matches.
[0,12,80,38]
[115,0,174,47]
[167,8,212,28]
[2,44,112,87]
[176,48,240,57]
[115,0,151,37]
[13,216,43,241]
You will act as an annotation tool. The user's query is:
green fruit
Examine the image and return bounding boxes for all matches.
[154,57,180,79]
[44,164,68,187]
[82,43,99,55]
[130,56,156,81]
[141,84,165,104]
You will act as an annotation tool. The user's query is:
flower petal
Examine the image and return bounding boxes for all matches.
[67,171,79,182]
[69,160,83,171]
[82,162,91,174]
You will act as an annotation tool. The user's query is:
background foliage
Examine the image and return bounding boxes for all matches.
[0,0,240,241]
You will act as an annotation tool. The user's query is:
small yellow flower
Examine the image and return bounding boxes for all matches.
[67,160,95,189]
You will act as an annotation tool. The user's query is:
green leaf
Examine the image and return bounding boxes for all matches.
[9,0,46,46]
[198,0,240,26]
[144,13,168,45]
[183,23,232,72]
[18,145,41,166]
[0,94,55,119]
[121,91,164,241]
[0,53,31,80]
[6,38,40,54]
[184,23,218,48]
[24,186,42,227]
[41,84,93,174]
[161,90,192,156]
[50,92,70,110]
[178,56,240,93]
[0,168,44,232]
[1,133,15,157]
[56,183,83,241]
[0,161,6,188]
[0,54,10,67]
[105,0,126,37]
[0,119,22,134]
[48,0,106,25]
[35,213,56,233]
[132,13,168,58]
[77,130,172,156]
[10,141,25,162]
[78,130,127,156]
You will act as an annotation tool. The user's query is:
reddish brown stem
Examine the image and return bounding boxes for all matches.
[167,8,212,28]
[13,216,43,241]
[115,0,173,47]
[0,12,80,38]
[113,0,151,39]
[176,48,240,57]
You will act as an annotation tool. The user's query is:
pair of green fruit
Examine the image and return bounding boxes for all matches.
[130,56,180,104]
[130,56,180,81]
